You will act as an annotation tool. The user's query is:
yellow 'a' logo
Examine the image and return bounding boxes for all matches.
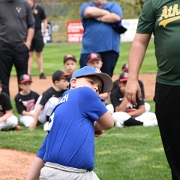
[159,4,180,27]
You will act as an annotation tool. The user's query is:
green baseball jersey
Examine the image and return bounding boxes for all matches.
[137,0,180,85]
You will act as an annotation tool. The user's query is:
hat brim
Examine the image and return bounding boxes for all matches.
[83,73,113,93]
[88,58,102,63]
[20,80,32,84]
[64,58,77,63]
[119,78,128,82]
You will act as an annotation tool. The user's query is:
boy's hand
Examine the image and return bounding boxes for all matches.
[94,122,104,137]
[28,121,37,130]
[95,130,104,137]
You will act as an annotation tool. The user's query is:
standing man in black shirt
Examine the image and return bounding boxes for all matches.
[28,0,47,79]
[0,0,35,96]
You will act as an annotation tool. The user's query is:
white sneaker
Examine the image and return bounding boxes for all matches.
[43,122,49,131]
[143,119,158,127]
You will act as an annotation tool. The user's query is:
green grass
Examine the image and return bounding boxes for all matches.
[10,40,157,76]
[2,41,170,179]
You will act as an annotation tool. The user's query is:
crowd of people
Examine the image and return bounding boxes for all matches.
[1,0,178,179]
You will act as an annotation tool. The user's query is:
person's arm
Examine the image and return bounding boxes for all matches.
[42,18,48,37]
[96,13,121,23]
[125,33,151,105]
[94,111,114,137]
[26,157,45,180]
[115,96,128,112]
[28,104,43,130]
[95,111,114,130]
[84,7,110,18]
[0,110,12,123]
[24,28,34,49]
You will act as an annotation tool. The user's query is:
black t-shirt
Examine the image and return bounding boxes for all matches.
[14,91,39,114]
[40,87,66,106]
[110,87,144,112]
[0,92,12,117]
[113,79,145,99]
[32,4,46,31]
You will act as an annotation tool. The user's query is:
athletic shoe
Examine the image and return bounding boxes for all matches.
[13,125,21,131]
[39,73,46,79]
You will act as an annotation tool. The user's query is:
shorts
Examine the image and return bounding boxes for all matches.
[30,30,44,52]
[40,162,100,180]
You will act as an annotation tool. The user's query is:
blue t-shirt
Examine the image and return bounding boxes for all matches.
[37,86,108,170]
[80,1,123,54]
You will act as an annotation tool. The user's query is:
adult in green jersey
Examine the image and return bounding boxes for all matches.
[125,1,180,179]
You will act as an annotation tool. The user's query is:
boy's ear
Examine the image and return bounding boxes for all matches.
[70,78,77,88]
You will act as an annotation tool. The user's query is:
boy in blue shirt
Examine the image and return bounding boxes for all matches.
[26,66,114,180]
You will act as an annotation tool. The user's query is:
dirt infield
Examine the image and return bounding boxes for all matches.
[9,74,156,100]
[0,74,156,180]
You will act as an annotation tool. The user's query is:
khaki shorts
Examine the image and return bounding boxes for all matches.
[40,162,100,180]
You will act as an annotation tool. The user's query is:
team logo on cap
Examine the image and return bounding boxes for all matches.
[95,68,101,73]
[66,54,73,58]
[123,72,128,78]
[91,53,98,59]
[23,75,30,80]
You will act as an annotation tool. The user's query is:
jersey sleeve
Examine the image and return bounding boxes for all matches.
[37,134,48,159]
[40,89,51,106]
[78,87,107,122]
[80,3,91,19]
[25,1,35,29]
[137,0,154,33]
[39,5,46,20]
[107,2,123,18]
[1,93,12,111]
[110,89,121,109]
[14,94,24,114]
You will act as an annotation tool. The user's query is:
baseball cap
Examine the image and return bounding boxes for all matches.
[63,54,77,63]
[87,53,102,63]
[19,74,32,84]
[52,70,70,83]
[122,63,128,72]
[119,72,128,82]
[0,79,2,87]
[71,66,113,93]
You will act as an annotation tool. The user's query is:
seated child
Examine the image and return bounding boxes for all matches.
[26,66,114,180]
[28,70,70,130]
[113,62,145,99]
[14,74,40,127]
[109,72,157,127]
[87,52,110,104]
[112,62,150,112]
[63,54,77,81]
[0,80,19,131]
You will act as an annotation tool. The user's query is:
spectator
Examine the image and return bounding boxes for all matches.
[26,66,114,180]
[27,0,48,79]
[28,70,69,130]
[0,0,35,96]
[110,72,157,127]
[0,80,19,131]
[125,0,180,178]
[14,74,39,127]
[80,0,123,77]
[63,54,77,81]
